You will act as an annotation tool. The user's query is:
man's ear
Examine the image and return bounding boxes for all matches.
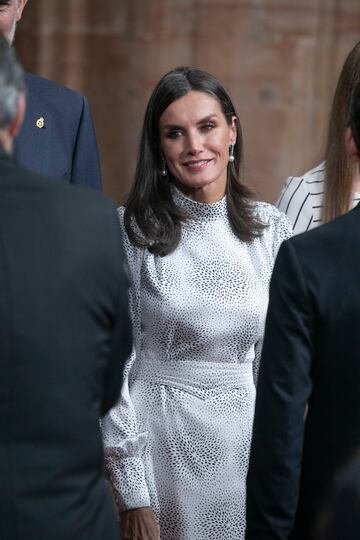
[344,126,360,163]
[16,0,28,22]
[9,93,26,138]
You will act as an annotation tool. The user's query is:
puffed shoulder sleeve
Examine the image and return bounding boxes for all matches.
[271,207,293,259]
[101,207,151,510]
[257,202,293,260]
[252,204,293,386]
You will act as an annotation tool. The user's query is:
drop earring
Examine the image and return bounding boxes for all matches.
[229,144,235,163]
[161,157,167,176]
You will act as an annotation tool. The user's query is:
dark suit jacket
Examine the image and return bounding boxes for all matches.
[246,204,360,540]
[14,73,101,190]
[0,150,132,540]
[314,459,360,540]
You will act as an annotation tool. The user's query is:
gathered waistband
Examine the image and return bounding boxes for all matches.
[132,356,254,396]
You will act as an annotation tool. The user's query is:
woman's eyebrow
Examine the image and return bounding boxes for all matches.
[162,114,219,130]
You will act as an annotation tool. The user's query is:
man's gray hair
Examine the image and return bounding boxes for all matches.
[0,33,25,130]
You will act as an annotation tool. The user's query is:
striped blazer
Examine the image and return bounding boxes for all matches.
[276,161,360,234]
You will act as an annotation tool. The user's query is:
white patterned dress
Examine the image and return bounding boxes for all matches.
[102,188,292,540]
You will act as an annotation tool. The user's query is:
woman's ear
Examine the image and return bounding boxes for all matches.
[230,116,237,145]
[344,126,360,163]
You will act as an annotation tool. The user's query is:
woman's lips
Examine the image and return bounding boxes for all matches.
[183,159,212,172]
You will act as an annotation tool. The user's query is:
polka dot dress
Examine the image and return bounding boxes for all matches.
[102,187,292,539]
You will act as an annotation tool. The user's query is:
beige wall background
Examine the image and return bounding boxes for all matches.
[15,0,360,204]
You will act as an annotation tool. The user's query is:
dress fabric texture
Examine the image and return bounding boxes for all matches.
[102,188,292,540]
[276,161,360,234]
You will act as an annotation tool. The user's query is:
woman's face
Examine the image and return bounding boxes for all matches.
[159,90,237,202]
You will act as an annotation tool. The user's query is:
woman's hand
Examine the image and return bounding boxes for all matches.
[121,507,160,540]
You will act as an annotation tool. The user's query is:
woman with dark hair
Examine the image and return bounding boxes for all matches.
[277,40,360,233]
[102,66,292,540]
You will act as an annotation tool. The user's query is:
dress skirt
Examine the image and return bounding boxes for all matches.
[130,358,256,540]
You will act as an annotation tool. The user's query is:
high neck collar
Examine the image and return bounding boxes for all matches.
[171,185,227,221]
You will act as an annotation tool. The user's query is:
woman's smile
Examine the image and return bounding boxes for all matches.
[182,158,213,172]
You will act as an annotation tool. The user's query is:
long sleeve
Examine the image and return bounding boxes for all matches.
[71,96,102,190]
[252,206,293,387]
[246,240,314,539]
[101,221,133,415]
[101,209,151,510]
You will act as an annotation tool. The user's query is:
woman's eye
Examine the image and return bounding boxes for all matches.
[166,130,183,139]
[201,123,215,132]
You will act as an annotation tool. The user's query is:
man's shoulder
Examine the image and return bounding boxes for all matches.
[43,174,115,215]
[25,72,84,110]
[287,204,360,258]
[3,154,112,213]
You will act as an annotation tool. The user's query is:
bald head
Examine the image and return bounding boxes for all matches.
[0,0,28,44]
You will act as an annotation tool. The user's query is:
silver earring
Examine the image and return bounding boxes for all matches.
[161,158,167,176]
[229,144,235,163]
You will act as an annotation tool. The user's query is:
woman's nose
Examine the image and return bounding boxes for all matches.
[186,131,203,155]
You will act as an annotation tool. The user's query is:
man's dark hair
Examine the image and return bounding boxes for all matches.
[0,32,25,130]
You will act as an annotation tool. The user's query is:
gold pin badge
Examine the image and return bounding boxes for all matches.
[36,117,45,129]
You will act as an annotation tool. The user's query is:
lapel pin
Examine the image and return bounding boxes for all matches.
[36,117,45,129]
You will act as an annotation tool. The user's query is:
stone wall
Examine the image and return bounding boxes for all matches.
[15,0,360,203]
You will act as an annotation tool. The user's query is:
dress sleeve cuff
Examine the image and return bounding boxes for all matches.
[105,454,151,511]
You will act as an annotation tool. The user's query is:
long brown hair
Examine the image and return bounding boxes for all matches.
[323,41,360,223]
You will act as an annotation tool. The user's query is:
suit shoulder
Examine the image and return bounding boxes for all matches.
[284,161,325,187]
[302,161,326,181]
[25,72,85,111]
[277,162,325,207]
[50,180,116,214]
[4,156,57,189]
[289,205,359,259]
[10,157,114,215]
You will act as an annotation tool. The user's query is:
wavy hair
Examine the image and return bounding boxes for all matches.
[124,67,266,256]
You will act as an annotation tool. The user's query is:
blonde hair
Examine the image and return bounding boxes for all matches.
[323,41,360,223]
